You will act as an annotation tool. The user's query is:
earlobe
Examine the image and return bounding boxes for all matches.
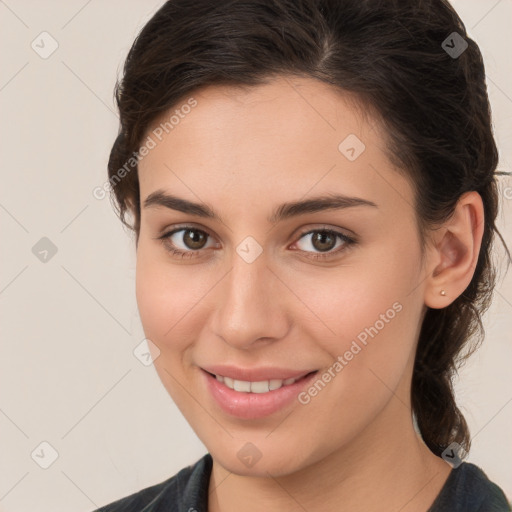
[424,191,485,309]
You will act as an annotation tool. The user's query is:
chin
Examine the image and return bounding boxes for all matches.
[208,437,315,478]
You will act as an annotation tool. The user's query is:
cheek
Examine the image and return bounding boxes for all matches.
[136,247,184,348]
[135,246,205,411]
[135,245,215,354]
[287,279,420,442]
[290,241,422,393]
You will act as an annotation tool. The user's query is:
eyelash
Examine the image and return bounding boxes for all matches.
[155,225,356,261]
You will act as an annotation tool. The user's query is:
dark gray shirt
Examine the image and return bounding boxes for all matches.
[91,453,511,511]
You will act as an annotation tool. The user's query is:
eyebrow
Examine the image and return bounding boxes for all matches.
[143,189,378,224]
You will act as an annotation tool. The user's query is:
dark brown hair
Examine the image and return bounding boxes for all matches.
[107,0,510,457]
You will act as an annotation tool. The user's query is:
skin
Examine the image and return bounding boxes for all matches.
[135,75,484,511]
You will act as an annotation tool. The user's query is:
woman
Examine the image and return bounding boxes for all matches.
[93,0,511,510]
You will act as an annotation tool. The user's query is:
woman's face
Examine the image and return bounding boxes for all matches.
[136,76,431,476]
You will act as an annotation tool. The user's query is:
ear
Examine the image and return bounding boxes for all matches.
[424,191,485,309]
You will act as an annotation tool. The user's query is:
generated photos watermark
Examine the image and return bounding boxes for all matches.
[298,301,403,405]
[92,97,197,200]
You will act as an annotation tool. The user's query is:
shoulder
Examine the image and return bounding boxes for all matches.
[429,462,510,512]
[90,453,213,512]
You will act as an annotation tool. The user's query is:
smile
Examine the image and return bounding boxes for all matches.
[202,369,319,419]
[210,372,312,393]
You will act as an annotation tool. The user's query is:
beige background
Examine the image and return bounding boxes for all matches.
[0,1,510,510]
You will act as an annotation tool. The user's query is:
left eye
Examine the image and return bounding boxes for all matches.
[292,229,353,256]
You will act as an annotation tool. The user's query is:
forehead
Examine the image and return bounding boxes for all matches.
[137,76,414,220]
[146,75,376,147]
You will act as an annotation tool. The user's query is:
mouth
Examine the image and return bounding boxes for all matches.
[202,369,320,419]
[204,370,318,394]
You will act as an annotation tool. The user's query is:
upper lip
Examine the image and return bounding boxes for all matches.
[201,365,317,382]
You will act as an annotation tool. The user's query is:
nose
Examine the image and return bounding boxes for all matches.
[210,252,290,351]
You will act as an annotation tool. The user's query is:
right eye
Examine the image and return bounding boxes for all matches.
[156,226,217,259]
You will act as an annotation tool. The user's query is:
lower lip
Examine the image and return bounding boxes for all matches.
[202,369,318,419]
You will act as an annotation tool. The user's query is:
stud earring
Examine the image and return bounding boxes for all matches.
[440,290,447,296]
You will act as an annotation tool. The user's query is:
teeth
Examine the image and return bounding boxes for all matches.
[250,381,270,393]
[269,379,283,391]
[215,374,302,393]
[234,379,251,392]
